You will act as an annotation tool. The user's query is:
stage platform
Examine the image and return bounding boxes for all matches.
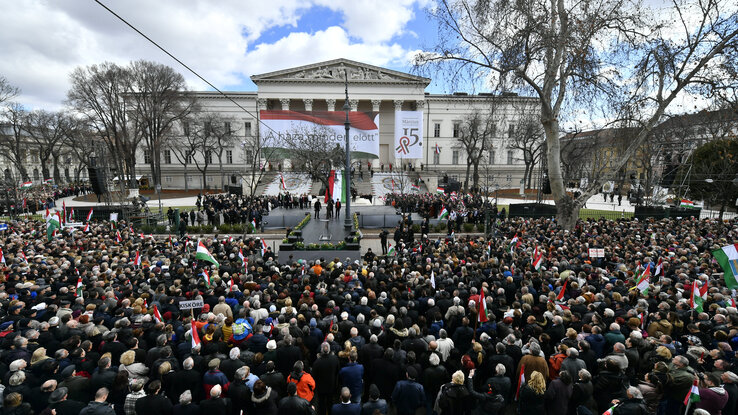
[263,205,418,231]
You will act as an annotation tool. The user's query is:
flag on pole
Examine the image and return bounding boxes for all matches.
[83,223,90,233]
[532,246,543,270]
[478,286,489,323]
[75,277,83,297]
[690,280,707,312]
[202,269,211,288]
[509,233,520,254]
[0,248,5,265]
[438,206,449,219]
[238,248,247,270]
[684,378,700,406]
[115,231,122,243]
[20,181,32,189]
[410,184,420,191]
[195,240,219,267]
[110,212,118,227]
[68,208,74,222]
[228,277,235,292]
[260,239,268,257]
[487,241,492,258]
[712,244,738,289]
[251,219,257,231]
[557,279,568,301]
[191,320,201,349]
[602,405,617,415]
[655,258,663,276]
[434,144,441,154]
[46,211,60,242]
[152,305,163,323]
[680,199,697,209]
[387,243,396,256]
[634,264,651,294]
[134,251,141,267]
[19,252,27,263]
[280,174,287,190]
[515,365,525,401]
[86,208,94,222]
[436,186,445,194]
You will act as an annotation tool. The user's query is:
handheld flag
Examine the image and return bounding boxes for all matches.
[260,239,268,257]
[134,251,141,267]
[46,211,60,242]
[532,246,543,271]
[515,365,525,401]
[690,280,707,312]
[436,186,445,194]
[556,279,568,301]
[202,269,211,288]
[238,248,248,270]
[430,271,436,289]
[712,244,738,289]
[387,243,396,256]
[20,181,32,189]
[152,305,163,323]
[0,248,4,264]
[680,199,697,209]
[509,233,520,254]
[280,174,287,190]
[86,208,94,222]
[191,320,201,349]
[655,257,663,276]
[602,405,617,415]
[684,378,700,407]
[195,240,219,267]
[633,264,651,294]
[478,286,489,323]
[438,206,449,219]
[75,277,83,297]
[229,277,235,292]
[83,223,90,233]
[251,219,257,231]
[115,231,122,243]
[68,208,74,222]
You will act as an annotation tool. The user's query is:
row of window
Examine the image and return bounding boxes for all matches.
[436,122,516,138]
[432,149,515,165]
[182,121,253,137]
[144,150,236,165]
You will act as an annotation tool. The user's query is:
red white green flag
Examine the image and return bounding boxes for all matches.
[478,286,489,323]
[195,240,219,267]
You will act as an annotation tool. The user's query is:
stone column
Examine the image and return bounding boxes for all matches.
[394,100,403,111]
[416,100,426,110]
[303,98,314,112]
[326,98,336,112]
[279,98,290,111]
[371,99,381,112]
[349,99,359,112]
[256,98,267,111]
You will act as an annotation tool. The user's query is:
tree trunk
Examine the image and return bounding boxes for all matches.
[543,116,579,229]
[472,160,480,192]
[183,164,189,192]
[40,157,51,182]
[53,155,61,184]
[464,158,472,191]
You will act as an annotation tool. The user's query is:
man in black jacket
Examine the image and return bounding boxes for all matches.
[230,367,252,415]
[47,386,86,415]
[135,381,173,415]
[200,384,232,415]
[90,358,116,392]
[312,343,340,415]
[278,383,315,415]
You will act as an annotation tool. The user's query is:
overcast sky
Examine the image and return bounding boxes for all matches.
[1,0,439,110]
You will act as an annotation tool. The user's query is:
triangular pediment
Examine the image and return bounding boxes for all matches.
[251,58,430,85]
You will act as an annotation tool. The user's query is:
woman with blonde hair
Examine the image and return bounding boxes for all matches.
[518,371,546,415]
[119,350,148,383]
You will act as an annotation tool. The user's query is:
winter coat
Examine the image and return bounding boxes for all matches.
[312,354,340,396]
[612,398,649,415]
[434,382,471,415]
[287,370,316,403]
[391,380,425,415]
[518,384,545,415]
[277,395,314,415]
[569,380,596,415]
[696,386,729,415]
[517,354,549,382]
[422,365,450,403]
[339,362,364,399]
[636,381,661,414]
[80,401,116,415]
[251,387,279,415]
[560,357,587,382]
[593,370,628,413]
[545,378,573,415]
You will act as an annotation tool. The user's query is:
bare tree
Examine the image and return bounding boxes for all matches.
[23,110,76,184]
[458,110,497,191]
[417,0,738,228]
[0,76,19,106]
[0,103,30,180]
[239,127,280,198]
[67,62,143,192]
[128,60,197,189]
[188,113,235,189]
[280,123,345,192]
[168,120,198,192]
[508,105,544,189]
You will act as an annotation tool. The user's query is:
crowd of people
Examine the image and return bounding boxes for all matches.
[383,193,505,231]
[10,185,91,216]
[0,213,736,415]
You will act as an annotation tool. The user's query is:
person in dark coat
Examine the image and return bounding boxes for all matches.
[90,358,117,393]
[518,371,546,415]
[434,371,472,415]
[313,344,340,415]
[569,369,597,415]
[370,348,402,401]
[391,367,425,415]
[47,386,87,415]
[134,381,173,415]
[251,380,279,415]
[171,357,204,403]
[172,391,200,415]
[422,354,449,413]
[612,387,649,415]
[2,393,34,415]
[338,352,364,403]
[721,371,738,415]
[545,371,573,415]
[80,388,116,415]
[360,385,387,415]
[260,361,286,399]
[593,360,628,413]
[200,385,232,415]
[485,363,512,405]
[278,383,315,415]
[230,367,252,415]
[331,387,360,415]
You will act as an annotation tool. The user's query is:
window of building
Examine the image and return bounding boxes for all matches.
[31,153,39,163]
[33,168,39,181]
[433,152,440,165]
[205,150,212,164]
[433,123,441,138]
[225,122,232,136]
[182,121,190,136]
[165,176,172,183]
[452,150,459,165]
[207,176,213,182]
[204,122,212,135]
[506,174,512,182]
[143,150,151,164]
[508,124,515,138]
[489,150,495,164]
[507,150,513,165]
[164,150,171,164]
[185,153,192,164]
[453,122,461,138]
[245,122,252,137]
[226,150,233,164]
[187,176,192,182]
[244,150,254,164]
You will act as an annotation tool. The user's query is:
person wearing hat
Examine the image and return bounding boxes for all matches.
[391,366,425,415]
[58,365,92,404]
[203,358,230,398]
[47,386,86,415]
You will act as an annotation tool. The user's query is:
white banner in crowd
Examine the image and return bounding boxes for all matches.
[394,111,424,159]
[259,110,380,158]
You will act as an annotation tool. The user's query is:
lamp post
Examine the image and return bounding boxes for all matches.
[342,70,353,230]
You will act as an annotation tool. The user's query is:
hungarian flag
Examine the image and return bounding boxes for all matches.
[731,298,737,308]
[68,208,74,222]
[83,223,90,233]
[191,320,201,349]
[690,280,707,312]
[115,231,122,243]
[684,378,700,406]
[633,264,651,294]
[110,212,118,227]
[478,286,489,323]
[195,240,219,267]
[261,239,268,257]
[134,251,141,267]
[0,247,5,264]
[228,277,235,292]
[487,241,492,258]
[46,211,60,242]
[438,206,449,219]
[515,365,525,401]
[202,269,211,288]
[680,199,697,209]
[410,184,420,191]
[280,174,287,190]
[602,405,617,415]
[532,246,543,270]
[509,233,520,254]
[238,248,247,270]
[655,258,663,276]
[387,243,396,256]
[713,244,738,289]
[434,144,441,154]
[436,186,444,194]
[86,208,94,222]
[152,305,163,323]
[251,219,257,230]
[325,170,347,203]
[19,252,27,263]
[20,181,32,189]
[75,277,83,297]
[62,201,66,224]
[44,178,53,184]
[557,279,568,301]
[430,271,436,289]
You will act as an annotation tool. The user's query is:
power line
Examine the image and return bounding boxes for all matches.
[92,0,281,138]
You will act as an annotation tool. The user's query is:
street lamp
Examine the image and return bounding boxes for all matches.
[342,70,353,230]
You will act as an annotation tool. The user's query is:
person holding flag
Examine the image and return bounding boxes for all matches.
[196,240,219,267]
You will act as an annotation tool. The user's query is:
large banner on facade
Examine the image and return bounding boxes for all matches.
[259,110,380,159]
[394,111,424,159]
